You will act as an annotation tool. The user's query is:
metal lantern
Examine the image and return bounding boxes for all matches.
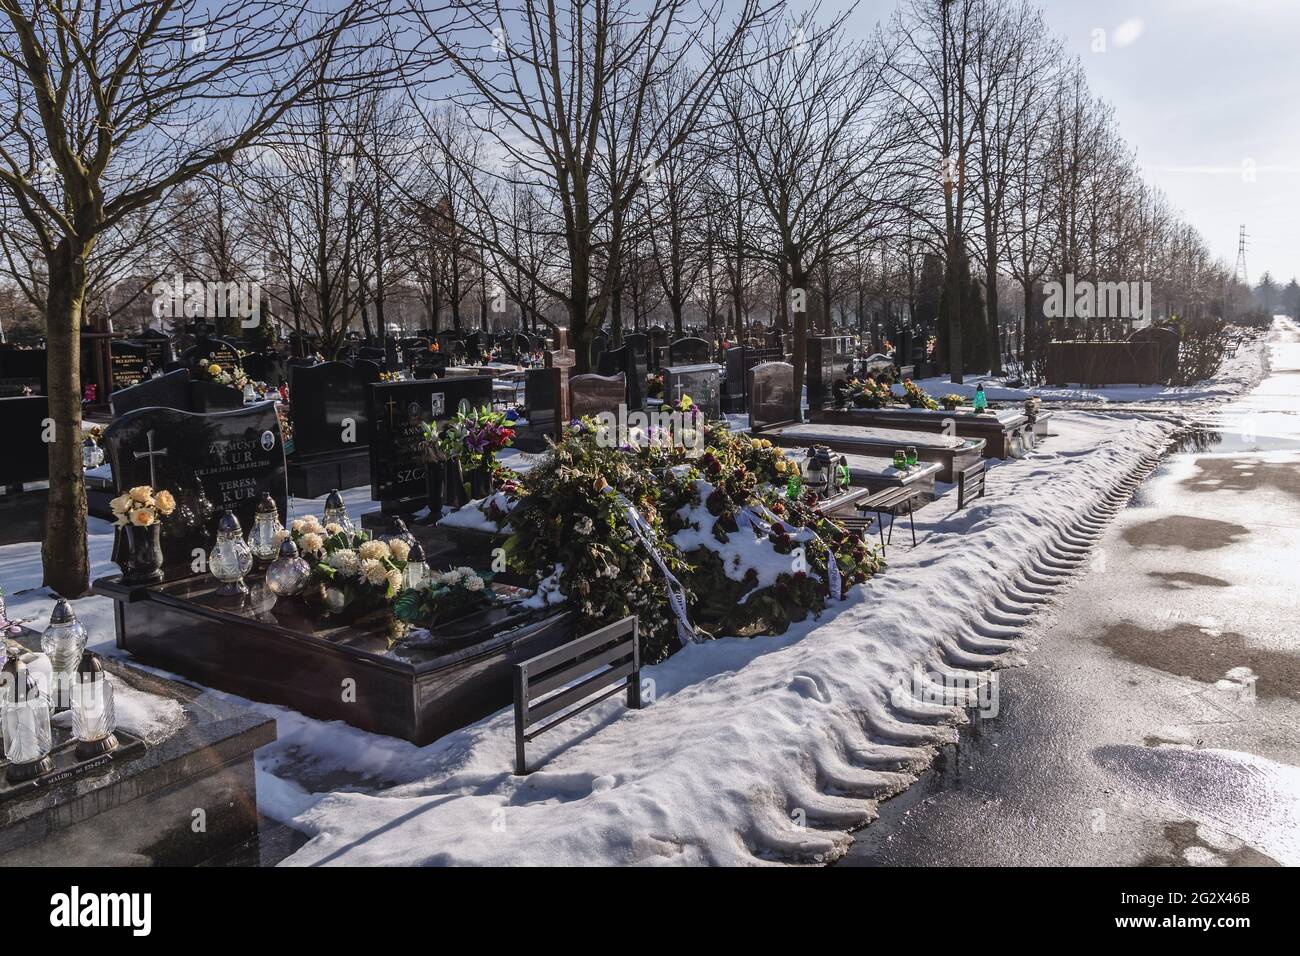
[323,489,354,533]
[209,511,254,596]
[2,649,53,782]
[248,492,284,565]
[266,538,311,597]
[803,445,835,496]
[242,382,259,404]
[402,541,430,592]
[71,651,118,759]
[40,599,87,711]
[80,437,104,470]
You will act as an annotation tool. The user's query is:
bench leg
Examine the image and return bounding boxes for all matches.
[908,501,917,547]
[876,509,887,554]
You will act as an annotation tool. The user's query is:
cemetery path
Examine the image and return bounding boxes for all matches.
[841,317,1300,868]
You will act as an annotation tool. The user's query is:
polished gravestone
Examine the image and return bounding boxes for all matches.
[103,402,288,578]
[0,346,47,396]
[806,335,854,409]
[0,629,275,867]
[110,340,150,392]
[569,372,626,419]
[286,360,380,498]
[110,368,192,417]
[368,375,494,513]
[98,572,575,746]
[597,344,647,411]
[811,405,1033,459]
[669,336,710,366]
[748,361,799,430]
[663,364,721,421]
[723,346,783,413]
[0,395,49,490]
[182,336,242,370]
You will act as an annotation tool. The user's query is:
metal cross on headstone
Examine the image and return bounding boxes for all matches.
[133,429,168,487]
[385,396,400,427]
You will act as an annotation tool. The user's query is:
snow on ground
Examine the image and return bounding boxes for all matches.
[262,410,1174,866]
[0,410,1175,865]
[905,331,1269,405]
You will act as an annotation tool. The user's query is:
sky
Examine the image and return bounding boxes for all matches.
[850,0,1300,285]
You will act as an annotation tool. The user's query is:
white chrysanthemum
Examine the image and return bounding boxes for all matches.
[456,566,474,577]
[324,522,343,536]
[442,570,462,586]
[273,529,290,545]
[388,539,410,561]
[465,575,485,592]
[428,571,445,587]
[361,558,388,586]
[386,569,403,592]
[291,518,307,534]
[301,532,324,554]
[359,540,391,561]
[575,515,593,535]
[328,549,358,575]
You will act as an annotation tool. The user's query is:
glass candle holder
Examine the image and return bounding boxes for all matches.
[248,492,284,565]
[71,651,118,759]
[266,538,312,597]
[906,446,918,467]
[2,652,54,782]
[323,489,354,533]
[210,511,254,596]
[81,437,103,470]
[40,599,87,711]
[402,541,429,592]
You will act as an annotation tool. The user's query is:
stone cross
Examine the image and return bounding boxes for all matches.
[133,429,168,488]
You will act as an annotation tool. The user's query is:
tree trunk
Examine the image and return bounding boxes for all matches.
[985,248,1001,375]
[789,254,808,422]
[946,245,964,384]
[43,242,91,597]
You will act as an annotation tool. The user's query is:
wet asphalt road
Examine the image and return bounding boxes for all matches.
[842,319,1300,867]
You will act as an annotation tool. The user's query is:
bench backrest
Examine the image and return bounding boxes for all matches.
[513,615,641,774]
[957,460,988,509]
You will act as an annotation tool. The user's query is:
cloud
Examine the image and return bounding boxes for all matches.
[1113,18,1144,48]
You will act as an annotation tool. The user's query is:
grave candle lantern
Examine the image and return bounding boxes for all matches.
[973,384,988,412]
[402,541,429,592]
[210,511,254,596]
[81,436,103,470]
[1,649,54,782]
[323,489,354,533]
[41,599,88,711]
[71,651,118,759]
[266,538,311,597]
[248,492,284,565]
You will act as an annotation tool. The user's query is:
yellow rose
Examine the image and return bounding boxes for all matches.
[109,494,132,515]
[128,485,154,505]
[130,508,155,527]
[208,364,222,376]
[154,490,176,515]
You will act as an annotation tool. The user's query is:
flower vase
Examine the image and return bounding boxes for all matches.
[422,462,446,523]
[120,523,164,586]
[468,454,494,500]
[444,458,470,510]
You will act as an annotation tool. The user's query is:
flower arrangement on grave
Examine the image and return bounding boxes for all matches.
[902,378,940,410]
[658,428,882,637]
[393,566,497,629]
[111,485,176,585]
[848,377,893,408]
[448,406,516,499]
[275,403,294,452]
[289,515,409,615]
[941,393,968,410]
[506,418,691,663]
[646,372,664,399]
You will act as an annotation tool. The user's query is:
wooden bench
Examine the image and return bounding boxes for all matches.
[856,485,925,553]
[957,459,988,509]
[513,615,641,775]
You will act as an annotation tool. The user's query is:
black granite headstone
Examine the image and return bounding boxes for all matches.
[669,336,710,366]
[368,376,494,508]
[806,335,854,408]
[0,395,49,487]
[664,364,721,421]
[748,361,798,430]
[0,347,47,395]
[109,368,193,417]
[182,337,241,370]
[103,402,287,578]
[110,341,150,392]
[288,361,380,458]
